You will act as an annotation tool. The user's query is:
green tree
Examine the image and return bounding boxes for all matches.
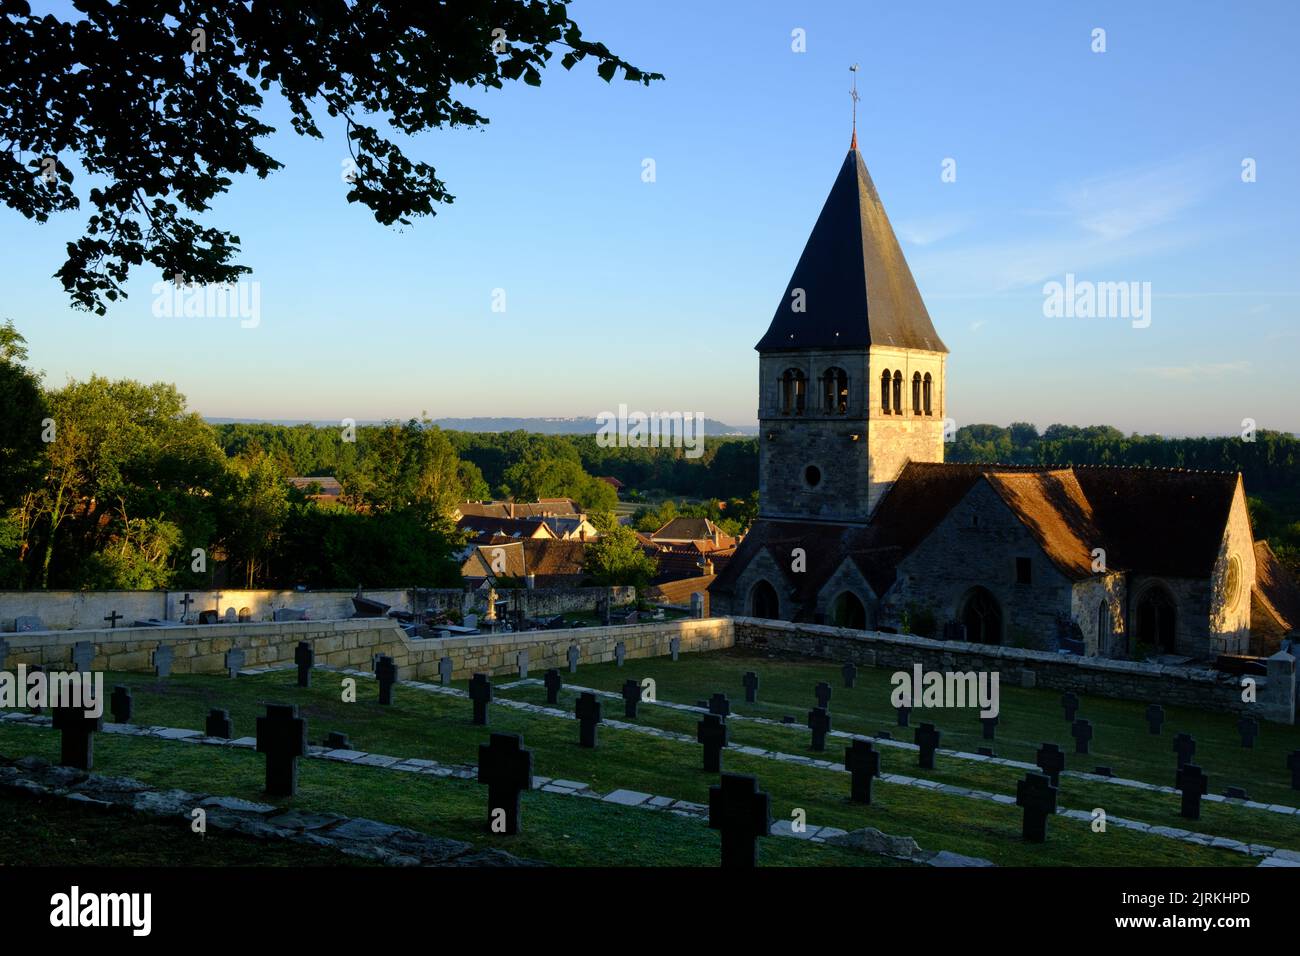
[583,524,657,587]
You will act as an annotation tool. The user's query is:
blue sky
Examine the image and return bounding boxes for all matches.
[2,0,1297,434]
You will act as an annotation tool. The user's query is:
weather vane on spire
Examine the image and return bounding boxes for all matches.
[849,64,860,150]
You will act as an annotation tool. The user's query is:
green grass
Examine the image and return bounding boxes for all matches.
[0,660,1264,866]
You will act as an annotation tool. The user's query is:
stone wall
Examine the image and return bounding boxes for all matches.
[732,616,1296,724]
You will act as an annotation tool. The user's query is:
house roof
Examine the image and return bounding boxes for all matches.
[1253,540,1300,633]
[288,476,342,496]
[521,539,589,581]
[755,146,947,354]
[653,517,720,541]
[457,500,583,520]
[456,515,556,541]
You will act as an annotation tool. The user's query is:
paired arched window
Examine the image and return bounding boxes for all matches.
[821,367,848,414]
[780,369,806,416]
[880,370,892,413]
[912,372,922,413]
[923,373,933,415]
[892,371,903,414]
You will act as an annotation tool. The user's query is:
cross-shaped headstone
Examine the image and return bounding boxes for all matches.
[71,641,94,673]
[698,713,728,772]
[614,642,626,668]
[576,691,602,748]
[324,731,351,749]
[567,644,580,674]
[543,668,562,705]
[1176,763,1209,820]
[1145,703,1165,734]
[438,656,453,687]
[478,732,533,835]
[1288,751,1300,791]
[621,679,641,719]
[808,706,831,752]
[841,661,857,688]
[294,641,314,688]
[224,647,245,678]
[814,681,832,709]
[152,644,174,678]
[375,655,397,705]
[177,592,195,622]
[742,671,759,703]
[915,722,940,769]
[206,708,233,739]
[981,714,999,740]
[1035,742,1066,785]
[1237,715,1259,749]
[708,773,771,868]
[103,610,122,629]
[708,692,731,718]
[845,739,881,804]
[109,685,133,724]
[469,673,493,725]
[1061,692,1079,722]
[896,704,911,728]
[669,636,680,661]
[1173,733,1196,772]
[1016,771,1058,843]
[1071,718,1093,754]
[52,702,104,770]
[256,704,307,796]
[516,650,529,679]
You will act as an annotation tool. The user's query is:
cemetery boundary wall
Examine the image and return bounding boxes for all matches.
[732,617,1296,725]
[0,616,734,682]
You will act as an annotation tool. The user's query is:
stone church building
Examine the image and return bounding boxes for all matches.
[710,137,1297,661]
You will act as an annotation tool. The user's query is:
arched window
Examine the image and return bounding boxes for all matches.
[821,367,848,414]
[1136,585,1177,653]
[892,370,903,414]
[1097,601,1110,651]
[880,370,892,413]
[961,587,1003,645]
[912,372,922,413]
[780,369,806,416]
[749,579,780,619]
[923,373,933,416]
[831,591,867,629]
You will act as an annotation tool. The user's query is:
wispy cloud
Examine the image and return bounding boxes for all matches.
[896,214,971,247]
[1138,360,1251,381]
[1062,155,1216,241]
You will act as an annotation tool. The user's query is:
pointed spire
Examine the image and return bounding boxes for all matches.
[849,64,860,151]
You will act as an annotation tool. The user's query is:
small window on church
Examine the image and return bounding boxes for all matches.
[781,369,806,415]
[804,464,822,488]
[880,370,892,413]
[892,370,903,414]
[1016,557,1032,585]
[822,367,848,414]
[923,373,933,415]
[912,372,921,413]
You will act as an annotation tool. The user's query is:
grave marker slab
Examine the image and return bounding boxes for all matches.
[841,661,857,688]
[294,641,314,688]
[71,641,94,673]
[708,773,771,868]
[223,608,238,624]
[152,645,174,678]
[1035,743,1066,785]
[567,644,580,674]
[1016,772,1058,842]
[224,647,245,678]
[1176,763,1209,820]
[708,693,731,718]
[375,655,397,705]
[576,692,602,748]
[1071,718,1093,754]
[110,685,133,724]
[621,679,641,719]
[438,656,453,687]
[256,704,307,796]
[845,739,881,804]
[1061,692,1079,722]
[808,706,831,752]
[469,673,493,725]
[1173,733,1196,774]
[543,669,563,705]
[1145,703,1165,735]
[915,723,940,769]
[206,709,233,739]
[478,732,533,835]
[177,592,195,622]
[516,650,529,680]
[981,714,999,740]
[1237,716,1259,749]
[698,713,728,772]
[742,671,759,704]
[614,642,626,668]
[325,731,351,749]
[52,703,104,769]
[669,636,680,662]
[896,704,911,728]
[814,681,832,709]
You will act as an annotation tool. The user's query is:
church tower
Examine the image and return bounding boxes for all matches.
[755,139,948,522]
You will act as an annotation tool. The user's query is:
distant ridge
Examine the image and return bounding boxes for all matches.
[205,416,760,437]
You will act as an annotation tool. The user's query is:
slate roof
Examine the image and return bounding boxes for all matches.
[1253,540,1300,633]
[456,515,556,541]
[755,146,947,354]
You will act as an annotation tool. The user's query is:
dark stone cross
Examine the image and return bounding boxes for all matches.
[1035,742,1066,785]
[152,644,174,678]
[1146,703,1165,734]
[614,641,626,667]
[1016,772,1058,843]
[742,671,759,704]
[981,714,999,740]
[1061,692,1079,722]
[621,679,641,719]
[698,713,728,772]
[669,636,681,662]
[1176,763,1209,820]
[1071,718,1093,754]
[808,706,831,752]
[52,702,104,770]
[71,641,94,673]
[516,650,529,679]
[109,685,133,724]
[814,681,832,709]
[1288,751,1300,791]
[915,723,941,769]
[1173,733,1196,773]
[324,731,351,749]
[438,656,453,687]
[177,592,195,622]
[206,708,233,739]
[294,641,314,688]
[469,673,493,725]
[256,704,307,796]
[708,773,772,868]
[1237,715,1259,749]
[566,644,580,674]
[375,655,397,705]
[896,704,911,728]
[708,692,731,718]
[478,732,533,835]
[845,739,881,804]
[224,647,245,678]
[543,668,563,705]
[841,661,857,688]
[576,691,602,748]
[103,610,122,629]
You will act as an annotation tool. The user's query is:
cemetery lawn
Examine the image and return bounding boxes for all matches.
[0,723,890,868]
[0,789,377,867]
[2,663,1268,866]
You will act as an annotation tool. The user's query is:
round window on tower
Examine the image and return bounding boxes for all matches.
[804,465,822,488]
